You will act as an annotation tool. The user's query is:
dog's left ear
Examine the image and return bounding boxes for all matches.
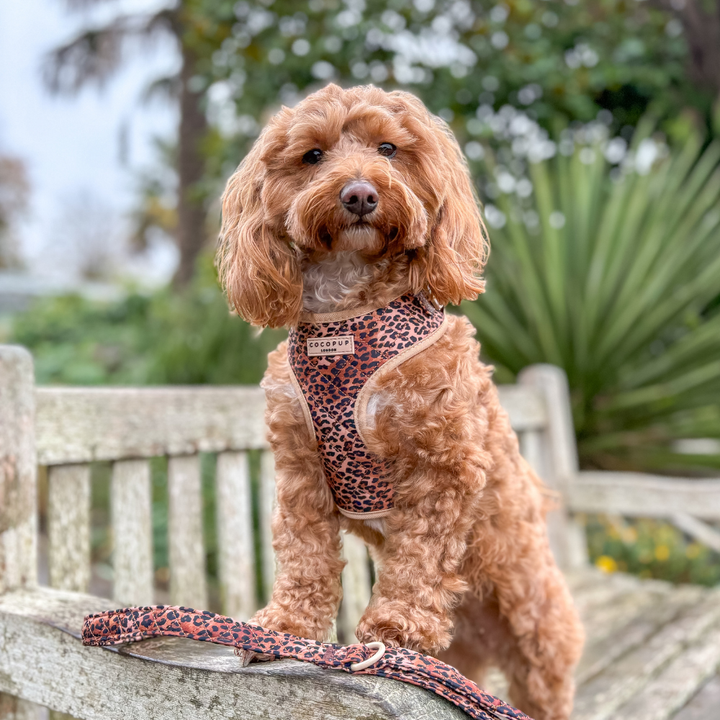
[414,118,489,307]
[216,116,303,329]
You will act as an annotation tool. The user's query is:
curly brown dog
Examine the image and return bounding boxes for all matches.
[217,83,583,720]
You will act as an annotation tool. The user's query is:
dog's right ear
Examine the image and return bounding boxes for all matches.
[217,129,302,329]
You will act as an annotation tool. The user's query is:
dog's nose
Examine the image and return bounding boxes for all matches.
[340,181,378,217]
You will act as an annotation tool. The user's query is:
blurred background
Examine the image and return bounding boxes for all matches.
[1,0,719,588]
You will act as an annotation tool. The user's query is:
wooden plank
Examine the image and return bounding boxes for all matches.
[0,348,41,720]
[259,450,276,595]
[495,384,548,430]
[577,585,703,685]
[572,571,646,612]
[35,385,543,467]
[670,512,720,553]
[0,586,467,720]
[111,460,153,606]
[215,451,256,620]
[35,386,268,465]
[518,365,588,569]
[573,590,720,720]
[578,580,671,641]
[47,465,91,593]
[338,532,372,643]
[0,696,43,720]
[673,674,720,720]
[571,472,720,520]
[0,345,37,593]
[518,429,544,476]
[614,621,720,720]
[167,456,207,609]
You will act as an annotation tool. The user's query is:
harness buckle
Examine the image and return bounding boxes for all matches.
[350,641,386,671]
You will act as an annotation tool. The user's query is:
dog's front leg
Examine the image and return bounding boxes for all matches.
[248,345,346,648]
[355,460,484,655]
[251,460,345,642]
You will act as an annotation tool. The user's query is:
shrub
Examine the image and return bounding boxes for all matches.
[466,131,720,473]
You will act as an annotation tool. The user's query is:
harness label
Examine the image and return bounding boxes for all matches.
[307,335,355,357]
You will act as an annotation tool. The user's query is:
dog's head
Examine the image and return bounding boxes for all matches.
[217,84,488,328]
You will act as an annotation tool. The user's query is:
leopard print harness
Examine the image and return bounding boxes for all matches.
[82,604,533,720]
[287,293,448,518]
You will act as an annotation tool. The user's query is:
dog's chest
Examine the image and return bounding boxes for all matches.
[286,293,447,519]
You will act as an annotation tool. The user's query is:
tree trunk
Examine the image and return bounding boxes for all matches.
[174,42,209,287]
[656,0,720,100]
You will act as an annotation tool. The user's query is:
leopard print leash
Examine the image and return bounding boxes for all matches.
[82,604,532,720]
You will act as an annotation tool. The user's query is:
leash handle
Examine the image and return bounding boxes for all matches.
[82,605,533,720]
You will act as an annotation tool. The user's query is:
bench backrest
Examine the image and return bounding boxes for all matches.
[0,346,589,641]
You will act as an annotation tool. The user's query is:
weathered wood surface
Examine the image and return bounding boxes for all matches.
[34,385,547,466]
[47,465,90,593]
[571,573,720,720]
[111,460,153,605]
[518,365,588,569]
[34,386,268,465]
[571,471,720,520]
[339,532,372,643]
[1,571,719,720]
[673,674,720,720]
[259,450,276,593]
[0,347,40,720]
[215,451,256,620]
[168,456,208,609]
[0,587,467,720]
[0,345,37,593]
[669,512,720,553]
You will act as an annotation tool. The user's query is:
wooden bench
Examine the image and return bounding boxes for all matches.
[1,344,719,720]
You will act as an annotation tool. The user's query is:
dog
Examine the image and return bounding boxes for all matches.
[217,83,583,720]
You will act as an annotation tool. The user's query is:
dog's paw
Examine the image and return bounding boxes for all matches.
[234,648,275,667]
[356,600,452,654]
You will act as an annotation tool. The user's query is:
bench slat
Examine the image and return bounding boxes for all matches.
[339,532,372,643]
[35,387,268,465]
[259,451,276,596]
[577,585,702,685]
[673,674,720,720]
[35,385,545,466]
[573,590,720,720]
[215,452,256,620]
[571,472,720,520]
[615,621,720,720]
[111,460,153,605]
[48,465,91,593]
[0,587,467,720]
[168,456,207,609]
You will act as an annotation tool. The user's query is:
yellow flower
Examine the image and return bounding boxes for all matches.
[596,555,618,573]
[655,545,670,562]
[686,543,702,559]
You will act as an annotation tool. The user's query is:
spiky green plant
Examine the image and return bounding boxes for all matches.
[464,132,720,472]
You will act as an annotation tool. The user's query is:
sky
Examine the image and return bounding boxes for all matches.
[0,0,179,284]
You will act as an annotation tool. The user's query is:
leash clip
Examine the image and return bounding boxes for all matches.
[350,641,386,671]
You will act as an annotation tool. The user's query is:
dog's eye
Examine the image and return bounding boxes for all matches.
[378,143,397,158]
[302,149,323,165]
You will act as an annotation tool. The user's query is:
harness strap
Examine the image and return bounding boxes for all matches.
[82,605,532,720]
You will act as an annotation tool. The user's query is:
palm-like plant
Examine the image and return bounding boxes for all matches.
[464,131,720,472]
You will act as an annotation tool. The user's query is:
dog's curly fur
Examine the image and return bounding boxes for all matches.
[217,84,584,720]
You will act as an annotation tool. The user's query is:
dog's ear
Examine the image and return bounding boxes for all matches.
[411,117,489,307]
[217,125,302,329]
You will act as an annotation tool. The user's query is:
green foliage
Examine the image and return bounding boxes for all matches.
[587,515,720,587]
[188,0,698,184]
[464,131,720,471]
[10,256,285,386]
